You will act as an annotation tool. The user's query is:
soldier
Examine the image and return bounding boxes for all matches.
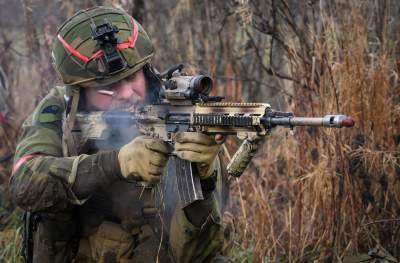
[10,7,229,263]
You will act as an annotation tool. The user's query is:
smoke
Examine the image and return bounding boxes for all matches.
[75,101,179,239]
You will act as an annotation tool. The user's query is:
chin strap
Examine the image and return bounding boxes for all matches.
[62,86,80,157]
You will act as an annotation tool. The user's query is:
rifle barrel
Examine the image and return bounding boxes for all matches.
[264,115,355,128]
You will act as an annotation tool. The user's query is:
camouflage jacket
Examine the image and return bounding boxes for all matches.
[10,87,224,263]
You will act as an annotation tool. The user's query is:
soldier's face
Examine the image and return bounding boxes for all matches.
[85,69,147,110]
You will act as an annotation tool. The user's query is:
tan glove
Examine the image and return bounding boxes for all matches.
[174,132,223,179]
[118,136,171,183]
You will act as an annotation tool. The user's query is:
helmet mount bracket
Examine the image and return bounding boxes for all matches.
[91,19,125,74]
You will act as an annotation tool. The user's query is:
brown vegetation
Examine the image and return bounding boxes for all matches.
[0,0,399,262]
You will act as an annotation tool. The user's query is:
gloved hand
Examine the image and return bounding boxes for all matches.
[174,132,224,179]
[118,136,171,183]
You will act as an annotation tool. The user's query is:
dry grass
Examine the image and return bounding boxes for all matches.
[0,209,23,263]
[0,1,399,263]
[226,3,400,262]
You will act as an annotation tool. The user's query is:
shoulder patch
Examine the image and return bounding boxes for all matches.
[30,87,66,126]
[38,105,62,123]
[42,105,62,115]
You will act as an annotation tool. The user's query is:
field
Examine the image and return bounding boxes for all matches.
[0,1,399,262]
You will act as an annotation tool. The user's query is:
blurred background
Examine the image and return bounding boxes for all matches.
[0,0,399,262]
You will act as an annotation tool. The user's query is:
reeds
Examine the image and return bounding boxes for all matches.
[0,1,399,262]
[227,1,400,262]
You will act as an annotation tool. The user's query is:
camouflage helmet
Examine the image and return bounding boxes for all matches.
[52,6,154,88]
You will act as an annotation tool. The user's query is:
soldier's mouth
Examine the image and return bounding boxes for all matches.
[109,98,142,112]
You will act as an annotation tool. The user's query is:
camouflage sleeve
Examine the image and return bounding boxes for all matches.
[9,87,121,212]
[169,157,224,263]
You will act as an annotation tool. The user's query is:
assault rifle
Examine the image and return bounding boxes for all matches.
[76,64,354,207]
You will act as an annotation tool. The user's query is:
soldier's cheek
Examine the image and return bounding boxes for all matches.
[131,82,146,100]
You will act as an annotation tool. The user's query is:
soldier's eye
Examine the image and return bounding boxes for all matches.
[126,73,138,81]
[99,85,112,91]
[99,80,121,91]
